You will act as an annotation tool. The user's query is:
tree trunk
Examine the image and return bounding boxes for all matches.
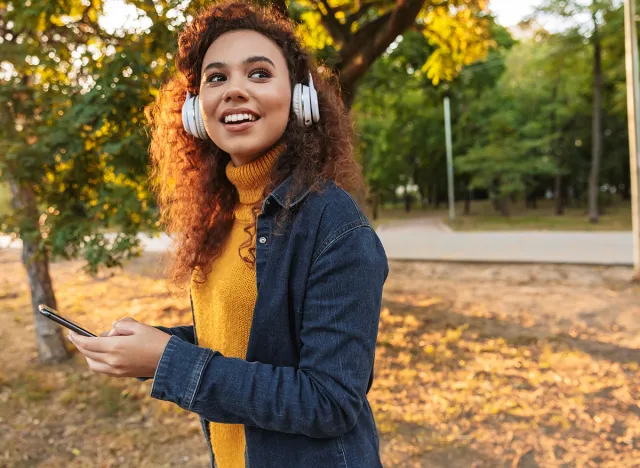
[417,184,427,209]
[371,192,379,220]
[433,185,441,209]
[464,188,471,215]
[497,196,510,217]
[551,84,565,216]
[526,191,538,209]
[554,174,565,215]
[403,191,412,213]
[588,15,603,224]
[9,180,70,364]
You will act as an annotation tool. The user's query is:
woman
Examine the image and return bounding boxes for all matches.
[67,2,389,467]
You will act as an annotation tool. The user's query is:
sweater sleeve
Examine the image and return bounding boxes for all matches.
[147,225,388,438]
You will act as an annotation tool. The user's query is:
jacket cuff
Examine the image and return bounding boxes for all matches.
[149,335,214,410]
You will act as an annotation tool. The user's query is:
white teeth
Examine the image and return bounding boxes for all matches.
[224,113,257,123]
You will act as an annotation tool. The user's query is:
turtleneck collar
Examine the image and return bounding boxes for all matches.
[225,143,284,223]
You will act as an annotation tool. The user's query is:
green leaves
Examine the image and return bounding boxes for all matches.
[0,0,163,275]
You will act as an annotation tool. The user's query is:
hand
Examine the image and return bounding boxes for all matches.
[68,318,171,378]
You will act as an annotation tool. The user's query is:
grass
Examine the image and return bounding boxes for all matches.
[372,199,633,231]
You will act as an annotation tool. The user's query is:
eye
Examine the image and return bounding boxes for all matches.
[249,68,271,79]
[206,73,226,83]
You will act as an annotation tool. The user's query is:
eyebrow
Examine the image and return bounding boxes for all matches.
[202,55,276,73]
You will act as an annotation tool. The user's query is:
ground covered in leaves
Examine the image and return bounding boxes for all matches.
[1,248,639,467]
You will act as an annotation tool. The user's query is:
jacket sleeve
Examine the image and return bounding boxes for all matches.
[135,325,195,382]
[154,325,196,344]
[147,225,389,438]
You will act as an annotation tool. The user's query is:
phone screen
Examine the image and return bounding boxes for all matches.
[38,304,97,337]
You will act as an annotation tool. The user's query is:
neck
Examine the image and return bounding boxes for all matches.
[228,141,284,167]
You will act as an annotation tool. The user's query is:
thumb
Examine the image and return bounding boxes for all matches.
[107,327,135,337]
[112,317,137,328]
[112,319,141,334]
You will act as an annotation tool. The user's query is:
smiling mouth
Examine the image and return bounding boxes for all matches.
[220,113,260,125]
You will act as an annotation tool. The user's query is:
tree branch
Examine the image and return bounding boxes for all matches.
[313,0,348,44]
[338,0,425,101]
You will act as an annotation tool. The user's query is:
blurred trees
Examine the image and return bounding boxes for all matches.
[355,1,634,220]
[0,0,172,362]
[535,0,619,223]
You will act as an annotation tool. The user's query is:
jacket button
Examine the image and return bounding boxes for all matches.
[259,237,267,244]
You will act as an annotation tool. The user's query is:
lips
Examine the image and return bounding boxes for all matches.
[223,120,257,133]
[219,108,261,124]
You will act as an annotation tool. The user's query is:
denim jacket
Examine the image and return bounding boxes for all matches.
[137,176,389,468]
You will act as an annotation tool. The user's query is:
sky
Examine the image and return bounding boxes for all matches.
[491,0,542,27]
[99,0,556,34]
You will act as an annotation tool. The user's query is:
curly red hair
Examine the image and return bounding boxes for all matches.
[146,0,364,290]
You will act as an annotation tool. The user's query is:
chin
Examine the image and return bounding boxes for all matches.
[217,140,264,161]
[218,133,280,158]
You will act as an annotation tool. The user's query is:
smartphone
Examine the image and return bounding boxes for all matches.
[38,304,97,337]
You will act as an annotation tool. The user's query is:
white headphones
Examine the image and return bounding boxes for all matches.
[182,72,320,140]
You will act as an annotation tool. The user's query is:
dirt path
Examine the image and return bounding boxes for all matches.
[1,249,639,467]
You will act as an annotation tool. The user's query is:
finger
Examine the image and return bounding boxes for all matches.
[99,331,110,337]
[69,334,124,353]
[72,341,113,365]
[85,356,118,376]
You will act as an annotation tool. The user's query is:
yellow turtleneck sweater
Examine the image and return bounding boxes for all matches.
[190,144,282,468]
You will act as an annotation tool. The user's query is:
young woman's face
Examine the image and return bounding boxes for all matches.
[199,29,292,166]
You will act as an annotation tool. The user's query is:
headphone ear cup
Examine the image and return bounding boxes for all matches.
[301,85,312,127]
[182,92,208,140]
[308,74,320,124]
[182,92,194,136]
[193,95,207,140]
[292,83,303,126]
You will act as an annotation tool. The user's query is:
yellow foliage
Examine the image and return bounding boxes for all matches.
[421,6,495,84]
[297,10,334,50]
[295,0,492,85]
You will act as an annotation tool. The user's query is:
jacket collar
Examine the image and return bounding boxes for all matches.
[263,175,317,211]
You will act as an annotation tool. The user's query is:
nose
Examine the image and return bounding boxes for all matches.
[222,81,249,103]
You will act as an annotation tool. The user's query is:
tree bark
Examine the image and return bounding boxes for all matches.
[555,174,565,215]
[498,196,510,217]
[464,188,471,215]
[403,191,412,213]
[371,192,379,220]
[588,13,603,224]
[551,84,565,215]
[9,180,70,364]
[433,185,441,209]
[332,0,425,106]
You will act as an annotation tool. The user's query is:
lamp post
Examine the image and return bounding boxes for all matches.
[623,0,640,277]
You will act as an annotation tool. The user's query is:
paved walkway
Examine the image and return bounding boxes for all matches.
[0,224,635,266]
[376,222,634,266]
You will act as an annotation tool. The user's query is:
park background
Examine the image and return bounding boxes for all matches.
[1,0,639,466]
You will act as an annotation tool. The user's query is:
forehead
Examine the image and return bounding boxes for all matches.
[202,29,287,69]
